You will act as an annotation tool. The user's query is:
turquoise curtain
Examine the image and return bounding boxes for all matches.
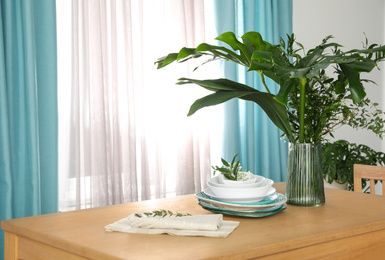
[213,0,292,181]
[0,0,58,258]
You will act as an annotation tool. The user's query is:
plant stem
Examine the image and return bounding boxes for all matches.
[258,72,271,94]
[318,112,353,140]
[299,78,307,143]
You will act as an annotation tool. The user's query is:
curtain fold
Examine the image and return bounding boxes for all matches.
[0,0,58,258]
[213,0,292,181]
[58,0,219,210]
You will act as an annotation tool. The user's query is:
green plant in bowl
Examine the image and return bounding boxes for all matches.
[212,154,250,181]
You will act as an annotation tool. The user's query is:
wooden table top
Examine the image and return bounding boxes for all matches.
[3,182,385,259]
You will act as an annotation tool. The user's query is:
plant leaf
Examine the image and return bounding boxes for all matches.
[195,43,244,64]
[187,90,255,116]
[216,32,251,65]
[240,92,294,142]
[249,61,273,71]
[251,50,272,63]
[241,31,267,51]
[178,78,256,92]
[298,46,324,68]
[178,78,294,142]
[275,77,296,105]
[155,53,178,69]
[341,60,376,73]
[221,158,230,167]
[177,47,199,61]
[339,64,367,103]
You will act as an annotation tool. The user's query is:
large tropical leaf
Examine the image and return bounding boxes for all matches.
[155,41,249,70]
[195,43,245,66]
[177,78,294,142]
[177,78,257,92]
[241,92,294,142]
[176,47,201,61]
[242,31,268,51]
[339,64,366,103]
[155,53,179,69]
[275,77,297,105]
[216,32,251,65]
[187,90,255,116]
[340,59,376,73]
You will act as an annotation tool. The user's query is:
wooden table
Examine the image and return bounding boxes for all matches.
[3,182,385,259]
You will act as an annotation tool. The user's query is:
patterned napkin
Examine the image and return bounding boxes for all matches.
[105,213,239,238]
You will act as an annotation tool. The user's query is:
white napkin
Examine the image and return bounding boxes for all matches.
[105,214,239,238]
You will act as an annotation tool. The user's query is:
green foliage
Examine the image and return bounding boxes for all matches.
[142,210,191,218]
[288,80,385,143]
[322,140,385,191]
[156,31,385,144]
[343,99,385,139]
[211,154,242,180]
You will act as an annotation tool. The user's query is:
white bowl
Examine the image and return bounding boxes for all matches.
[204,186,276,203]
[206,179,274,198]
[208,175,266,188]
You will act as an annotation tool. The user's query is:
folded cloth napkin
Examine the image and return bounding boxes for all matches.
[105,214,239,238]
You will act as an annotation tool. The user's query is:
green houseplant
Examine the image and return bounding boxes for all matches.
[319,87,385,190]
[156,32,385,206]
[323,140,385,192]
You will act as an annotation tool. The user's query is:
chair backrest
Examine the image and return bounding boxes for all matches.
[354,164,385,195]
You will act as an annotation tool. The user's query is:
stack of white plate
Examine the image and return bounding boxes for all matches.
[196,173,287,218]
[206,173,275,203]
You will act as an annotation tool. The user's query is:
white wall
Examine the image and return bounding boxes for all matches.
[293,0,385,152]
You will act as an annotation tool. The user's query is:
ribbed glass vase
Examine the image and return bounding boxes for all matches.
[286,142,325,206]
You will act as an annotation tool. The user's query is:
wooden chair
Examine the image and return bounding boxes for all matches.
[354,164,385,195]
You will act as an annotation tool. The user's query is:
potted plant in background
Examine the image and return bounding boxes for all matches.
[156,31,385,206]
[323,140,385,192]
[321,92,385,191]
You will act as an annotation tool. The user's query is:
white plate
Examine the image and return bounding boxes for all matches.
[198,201,287,217]
[203,186,276,203]
[195,191,287,211]
[198,200,285,213]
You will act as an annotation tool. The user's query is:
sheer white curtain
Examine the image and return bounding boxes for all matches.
[57,0,221,211]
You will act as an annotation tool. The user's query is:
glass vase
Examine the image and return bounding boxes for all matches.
[286,142,325,206]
